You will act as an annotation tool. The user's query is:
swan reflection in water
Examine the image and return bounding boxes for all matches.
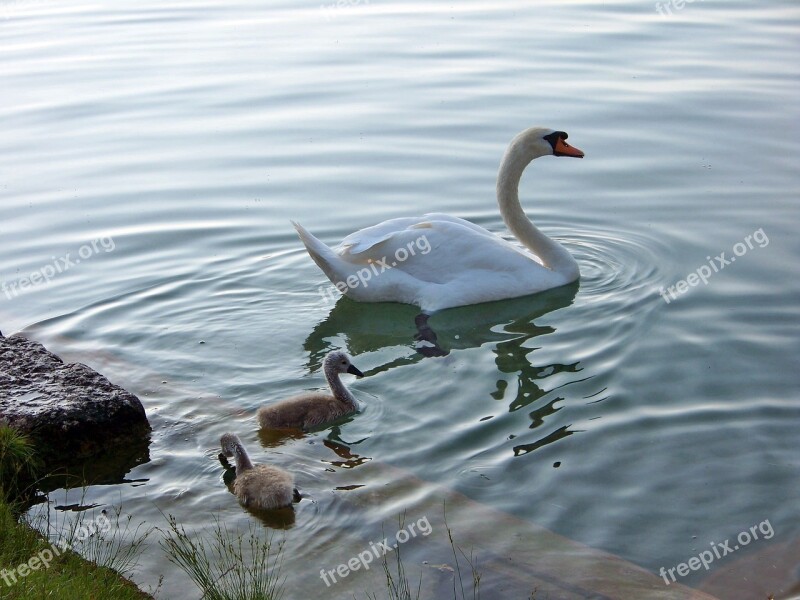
[303,283,582,458]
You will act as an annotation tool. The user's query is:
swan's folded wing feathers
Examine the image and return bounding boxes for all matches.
[419,213,500,239]
[296,215,563,311]
[338,217,428,254]
[339,214,497,257]
[378,221,543,281]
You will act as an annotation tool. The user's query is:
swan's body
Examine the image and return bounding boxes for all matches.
[257,351,364,431]
[294,127,584,313]
[219,433,294,510]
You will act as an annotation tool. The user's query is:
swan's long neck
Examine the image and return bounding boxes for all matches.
[496,144,579,279]
[232,443,254,472]
[324,362,356,408]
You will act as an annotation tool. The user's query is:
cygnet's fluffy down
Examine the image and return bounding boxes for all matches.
[258,351,364,431]
[219,432,294,510]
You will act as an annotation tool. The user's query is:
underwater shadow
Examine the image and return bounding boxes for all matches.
[303,282,578,374]
[304,282,584,457]
[30,436,151,506]
[303,282,579,376]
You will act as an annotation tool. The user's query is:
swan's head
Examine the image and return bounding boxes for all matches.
[513,127,584,160]
[324,351,364,377]
[220,432,242,457]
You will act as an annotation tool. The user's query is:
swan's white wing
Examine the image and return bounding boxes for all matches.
[338,217,428,254]
[335,220,568,311]
[295,216,571,312]
[338,213,496,256]
[336,220,550,282]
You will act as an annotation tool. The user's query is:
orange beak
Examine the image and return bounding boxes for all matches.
[554,137,584,158]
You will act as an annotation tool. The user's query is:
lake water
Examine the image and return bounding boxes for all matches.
[1,0,798,598]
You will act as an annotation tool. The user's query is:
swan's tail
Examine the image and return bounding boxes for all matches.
[292,221,348,286]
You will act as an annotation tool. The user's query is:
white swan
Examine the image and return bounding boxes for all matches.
[294,127,584,313]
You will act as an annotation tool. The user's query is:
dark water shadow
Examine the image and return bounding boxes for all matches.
[33,436,151,495]
[303,283,583,458]
[303,282,579,375]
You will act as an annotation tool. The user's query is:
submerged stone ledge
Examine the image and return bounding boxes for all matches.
[0,330,151,470]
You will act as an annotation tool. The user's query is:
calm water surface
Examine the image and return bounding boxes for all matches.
[1,0,798,598]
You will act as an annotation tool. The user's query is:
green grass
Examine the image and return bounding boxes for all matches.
[0,423,41,505]
[364,526,423,600]
[443,509,480,600]
[160,504,482,600]
[363,509,481,600]
[0,496,152,599]
[160,514,285,600]
[25,500,154,578]
[0,423,153,599]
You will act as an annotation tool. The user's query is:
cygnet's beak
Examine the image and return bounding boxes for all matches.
[347,364,364,378]
[553,136,584,158]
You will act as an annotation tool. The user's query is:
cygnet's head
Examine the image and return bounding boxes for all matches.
[324,351,364,377]
[220,432,242,457]
[512,127,585,160]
